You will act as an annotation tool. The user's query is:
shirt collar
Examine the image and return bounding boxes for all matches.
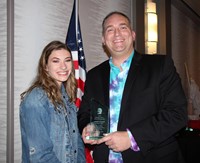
[109,50,135,71]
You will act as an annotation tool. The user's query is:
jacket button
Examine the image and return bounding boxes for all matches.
[74,150,77,153]
[73,130,75,133]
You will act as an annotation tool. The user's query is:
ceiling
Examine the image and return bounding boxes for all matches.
[182,0,200,17]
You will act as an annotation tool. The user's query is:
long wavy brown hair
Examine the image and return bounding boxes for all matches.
[20,40,77,108]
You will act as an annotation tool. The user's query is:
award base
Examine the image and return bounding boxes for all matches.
[86,136,103,140]
[86,133,109,140]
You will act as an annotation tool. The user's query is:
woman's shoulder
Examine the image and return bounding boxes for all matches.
[21,87,48,106]
[20,87,53,119]
[27,87,46,98]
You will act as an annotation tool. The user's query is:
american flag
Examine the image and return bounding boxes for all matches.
[66,0,86,108]
[66,2,94,162]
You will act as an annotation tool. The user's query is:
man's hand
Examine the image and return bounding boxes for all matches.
[97,131,131,152]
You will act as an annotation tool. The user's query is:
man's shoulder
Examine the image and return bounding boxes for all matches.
[138,53,171,65]
[88,60,109,73]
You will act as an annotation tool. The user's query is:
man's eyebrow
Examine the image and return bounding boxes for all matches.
[120,23,127,25]
[105,25,113,30]
[105,23,128,28]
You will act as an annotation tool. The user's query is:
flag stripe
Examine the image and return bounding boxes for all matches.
[77,77,85,92]
[71,51,79,69]
[74,61,79,70]
[79,67,86,81]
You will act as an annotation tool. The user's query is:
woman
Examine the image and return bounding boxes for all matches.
[20,40,86,163]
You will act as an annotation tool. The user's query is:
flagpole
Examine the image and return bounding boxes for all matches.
[75,0,79,40]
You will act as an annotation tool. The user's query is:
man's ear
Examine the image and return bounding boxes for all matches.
[132,31,136,41]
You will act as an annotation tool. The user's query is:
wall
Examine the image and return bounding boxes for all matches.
[0,0,7,162]
[0,0,132,162]
[171,2,200,97]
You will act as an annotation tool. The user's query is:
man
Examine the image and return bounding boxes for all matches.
[78,11,187,163]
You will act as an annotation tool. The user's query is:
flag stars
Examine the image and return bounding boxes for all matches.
[79,47,83,52]
[78,39,82,43]
[80,56,85,60]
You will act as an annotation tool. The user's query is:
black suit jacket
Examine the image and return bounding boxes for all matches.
[78,51,187,163]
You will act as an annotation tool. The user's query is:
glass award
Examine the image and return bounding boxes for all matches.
[86,99,110,140]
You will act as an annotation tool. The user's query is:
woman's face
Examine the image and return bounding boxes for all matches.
[46,49,72,87]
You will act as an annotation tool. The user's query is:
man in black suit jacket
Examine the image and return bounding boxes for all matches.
[78,11,187,163]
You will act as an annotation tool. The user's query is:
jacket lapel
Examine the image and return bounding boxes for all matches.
[101,61,110,107]
[118,51,143,125]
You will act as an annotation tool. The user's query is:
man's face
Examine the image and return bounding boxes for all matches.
[102,14,135,58]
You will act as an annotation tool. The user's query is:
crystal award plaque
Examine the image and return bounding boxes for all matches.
[86,99,110,140]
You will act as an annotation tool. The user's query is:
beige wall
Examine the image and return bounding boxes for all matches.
[0,0,7,162]
[171,3,200,97]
